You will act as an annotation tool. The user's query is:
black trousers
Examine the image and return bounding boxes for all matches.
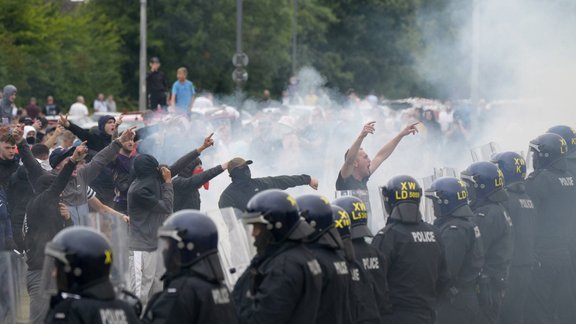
[499,265,531,324]
[436,287,480,324]
[148,93,167,111]
[524,254,576,324]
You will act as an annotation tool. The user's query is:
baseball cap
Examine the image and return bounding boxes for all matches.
[49,147,76,168]
[228,157,253,173]
[150,57,160,63]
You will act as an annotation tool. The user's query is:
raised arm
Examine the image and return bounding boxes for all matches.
[258,174,318,191]
[169,133,214,175]
[45,143,88,198]
[79,126,136,184]
[369,123,418,174]
[13,124,45,186]
[340,121,375,179]
[59,114,92,143]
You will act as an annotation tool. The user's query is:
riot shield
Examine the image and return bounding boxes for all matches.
[0,251,27,324]
[420,175,436,224]
[335,190,384,235]
[88,212,130,289]
[206,208,254,289]
[433,167,458,178]
[471,142,500,162]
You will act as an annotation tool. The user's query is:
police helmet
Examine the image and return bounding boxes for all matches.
[381,175,423,223]
[461,161,507,205]
[297,195,335,235]
[529,133,568,170]
[332,196,371,239]
[547,125,576,154]
[44,227,113,292]
[331,205,352,240]
[243,189,314,242]
[490,151,527,185]
[425,177,473,218]
[158,210,218,269]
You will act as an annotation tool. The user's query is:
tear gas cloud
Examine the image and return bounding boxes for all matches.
[139,0,575,231]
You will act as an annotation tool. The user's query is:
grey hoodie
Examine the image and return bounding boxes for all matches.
[1,85,16,123]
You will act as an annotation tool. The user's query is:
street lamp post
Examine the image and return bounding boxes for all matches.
[138,0,147,112]
[291,0,298,75]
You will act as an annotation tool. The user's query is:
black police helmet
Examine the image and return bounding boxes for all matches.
[547,125,576,154]
[158,210,218,269]
[490,151,527,185]
[461,161,506,205]
[243,189,314,242]
[45,227,113,292]
[297,194,335,236]
[332,196,371,239]
[425,177,473,218]
[529,133,568,170]
[381,175,422,214]
[331,205,352,240]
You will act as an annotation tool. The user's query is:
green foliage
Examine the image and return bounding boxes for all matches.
[0,0,470,106]
[0,0,123,110]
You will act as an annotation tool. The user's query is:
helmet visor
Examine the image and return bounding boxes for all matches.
[40,242,67,297]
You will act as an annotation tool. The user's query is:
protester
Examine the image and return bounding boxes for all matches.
[1,85,17,124]
[24,141,87,324]
[68,96,89,117]
[94,93,108,112]
[173,157,228,211]
[43,95,60,116]
[106,94,117,112]
[170,67,195,114]
[218,157,318,210]
[337,121,418,190]
[147,57,168,111]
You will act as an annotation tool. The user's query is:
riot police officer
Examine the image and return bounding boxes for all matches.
[232,189,323,324]
[331,205,381,324]
[461,161,512,323]
[490,152,537,324]
[426,177,484,324]
[142,210,238,324]
[523,133,576,324]
[372,175,449,324]
[333,195,390,319]
[547,125,576,174]
[42,227,140,324]
[297,194,351,324]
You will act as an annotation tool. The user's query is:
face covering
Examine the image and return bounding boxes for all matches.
[193,166,209,189]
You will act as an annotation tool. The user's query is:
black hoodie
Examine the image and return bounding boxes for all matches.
[127,154,173,251]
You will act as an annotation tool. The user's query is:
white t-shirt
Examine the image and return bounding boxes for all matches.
[69,103,89,117]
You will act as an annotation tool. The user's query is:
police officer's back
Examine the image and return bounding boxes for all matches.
[232,189,323,324]
[426,177,484,324]
[372,175,449,324]
[331,205,381,324]
[333,195,390,319]
[43,227,140,324]
[523,133,576,324]
[491,152,537,324]
[297,194,351,324]
[142,210,238,324]
[461,161,512,323]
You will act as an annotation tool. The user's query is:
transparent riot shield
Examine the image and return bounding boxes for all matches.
[433,167,458,178]
[206,208,254,289]
[335,190,383,235]
[88,212,130,289]
[0,251,27,324]
[420,175,436,224]
[471,142,500,162]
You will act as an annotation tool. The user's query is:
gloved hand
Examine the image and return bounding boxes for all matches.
[4,238,17,252]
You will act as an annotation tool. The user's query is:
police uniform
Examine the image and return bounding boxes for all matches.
[142,210,238,324]
[233,190,323,324]
[497,183,536,324]
[297,194,352,324]
[524,166,576,323]
[143,270,237,324]
[331,204,381,324]
[372,175,449,324]
[233,242,323,324]
[43,227,140,324]
[333,196,390,320]
[46,281,140,324]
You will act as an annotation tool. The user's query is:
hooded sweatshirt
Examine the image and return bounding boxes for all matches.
[1,85,16,123]
[128,154,173,251]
